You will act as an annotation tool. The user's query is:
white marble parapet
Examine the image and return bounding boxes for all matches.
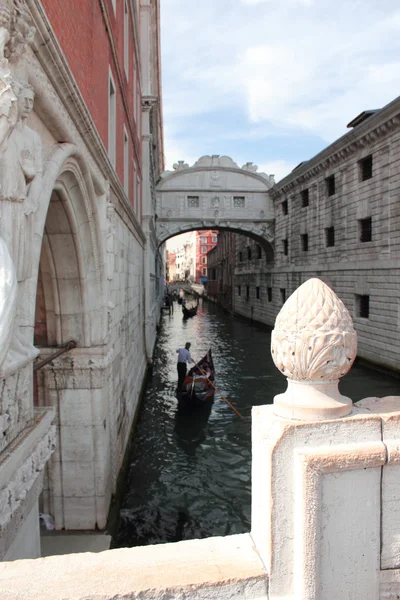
[0,533,268,600]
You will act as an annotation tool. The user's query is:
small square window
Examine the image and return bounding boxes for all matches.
[238,285,241,296]
[247,247,251,260]
[301,233,308,252]
[301,189,309,207]
[282,239,288,256]
[257,245,262,259]
[326,175,335,197]
[359,217,372,242]
[325,226,335,247]
[188,196,200,207]
[359,155,373,181]
[233,196,245,208]
[256,286,260,300]
[246,285,250,300]
[280,288,286,304]
[356,294,370,318]
[212,236,217,243]
[267,287,272,302]
[281,200,288,215]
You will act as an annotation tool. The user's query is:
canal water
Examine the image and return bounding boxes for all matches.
[111,298,399,548]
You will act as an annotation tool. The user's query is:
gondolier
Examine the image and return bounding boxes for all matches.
[176,342,195,392]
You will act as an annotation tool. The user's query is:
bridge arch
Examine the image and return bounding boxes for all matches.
[155,155,276,249]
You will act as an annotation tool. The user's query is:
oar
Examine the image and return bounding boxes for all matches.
[195,363,245,420]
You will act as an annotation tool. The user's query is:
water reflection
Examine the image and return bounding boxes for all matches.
[111,299,399,548]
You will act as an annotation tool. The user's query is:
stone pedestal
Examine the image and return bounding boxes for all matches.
[251,401,399,600]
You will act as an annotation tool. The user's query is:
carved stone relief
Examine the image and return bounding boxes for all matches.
[0,2,39,375]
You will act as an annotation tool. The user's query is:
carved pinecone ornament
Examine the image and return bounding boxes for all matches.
[271,278,357,381]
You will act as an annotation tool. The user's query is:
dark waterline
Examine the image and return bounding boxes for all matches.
[111,300,399,548]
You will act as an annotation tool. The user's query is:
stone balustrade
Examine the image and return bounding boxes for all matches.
[0,279,399,600]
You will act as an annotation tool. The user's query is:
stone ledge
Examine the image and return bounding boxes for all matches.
[0,533,268,600]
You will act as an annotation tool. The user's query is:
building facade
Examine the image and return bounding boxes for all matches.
[207,231,236,313]
[227,99,400,373]
[195,230,218,282]
[0,0,163,560]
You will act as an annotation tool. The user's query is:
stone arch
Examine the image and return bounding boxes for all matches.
[34,145,110,531]
[33,144,105,348]
[157,224,274,258]
[155,155,275,251]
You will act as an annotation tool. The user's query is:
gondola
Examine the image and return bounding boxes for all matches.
[177,349,215,410]
[182,304,198,319]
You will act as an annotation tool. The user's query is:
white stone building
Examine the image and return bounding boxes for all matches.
[0,0,163,560]
[232,100,400,374]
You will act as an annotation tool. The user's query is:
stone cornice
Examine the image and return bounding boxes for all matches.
[158,166,272,189]
[270,98,400,199]
[26,0,145,244]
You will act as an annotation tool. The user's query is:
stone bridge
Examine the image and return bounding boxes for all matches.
[156,155,276,250]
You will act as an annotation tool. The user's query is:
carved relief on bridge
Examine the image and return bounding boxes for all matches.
[156,155,276,246]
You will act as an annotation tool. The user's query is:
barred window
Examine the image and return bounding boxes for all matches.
[301,189,309,207]
[326,175,335,196]
[359,217,372,242]
[233,196,245,208]
[356,295,370,318]
[359,155,373,181]
[325,227,335,247]
[187,196,200,207]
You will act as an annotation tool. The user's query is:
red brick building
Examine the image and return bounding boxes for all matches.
[40,0,156,218]
[196,230,218,282]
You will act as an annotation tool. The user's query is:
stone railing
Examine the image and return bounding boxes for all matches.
[0,279,399,600]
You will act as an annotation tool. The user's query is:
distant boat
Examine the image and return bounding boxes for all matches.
[182,304,197,319]
[177,349,215,409]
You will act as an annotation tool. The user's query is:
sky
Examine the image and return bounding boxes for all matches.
[160,0,400,182]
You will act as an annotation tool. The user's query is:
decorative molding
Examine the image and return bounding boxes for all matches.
[293,442,386,599]
[270,110,400,199]
[0,407,55,560]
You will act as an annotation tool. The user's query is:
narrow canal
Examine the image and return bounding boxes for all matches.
[111,298,399,548]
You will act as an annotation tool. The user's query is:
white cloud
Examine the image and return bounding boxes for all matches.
[161,0,400,168]
[257,159,299,182]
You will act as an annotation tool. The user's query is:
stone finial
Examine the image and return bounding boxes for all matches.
[241,162,258,173]
[173,160,189,171]
[271,278,357,420]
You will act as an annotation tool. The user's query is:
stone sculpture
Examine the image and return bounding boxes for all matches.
[0,235,17,370]
[0,1,39,372]
[0,78,42,281]
[271,278,357,420]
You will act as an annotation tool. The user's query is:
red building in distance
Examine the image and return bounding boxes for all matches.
[196,230,218,283]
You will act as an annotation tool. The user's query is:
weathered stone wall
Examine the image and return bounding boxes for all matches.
[233,99,400,372]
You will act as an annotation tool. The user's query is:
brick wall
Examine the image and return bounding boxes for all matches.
[41,0,142,211]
